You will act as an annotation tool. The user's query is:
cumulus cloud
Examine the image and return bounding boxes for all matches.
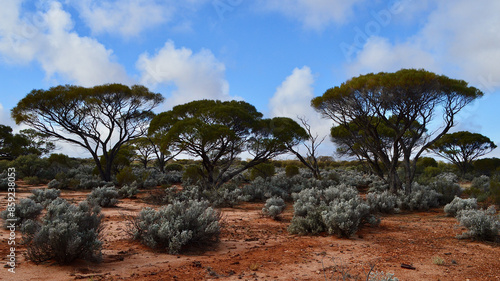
[345,0,500,93]
[137,40,233,108]
[0,1,130,87]
[257,0,363,30]
[269,66,334,155]
[72,0,209,38]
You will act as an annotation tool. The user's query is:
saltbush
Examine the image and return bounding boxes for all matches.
[443,197,478,217]
[396,183,441,211]
[47,179,62,189]
[116,166,137,186]
[456,206,500,242]
[165,163,183,172]
[21,198,103,264]
[118,182,139,198]
[1,198,43,228]
[87,186,120,207]
[367,191,398,213]
[288,184,378,238]
[250,163,276,180]
[29,188,61,207]
[262,196,286,219]
[471,175,490,192]
[130,200,221,254]
[430,173,462,204]
[0,170,16,191]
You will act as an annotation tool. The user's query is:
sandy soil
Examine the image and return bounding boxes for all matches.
[1,183,499,281]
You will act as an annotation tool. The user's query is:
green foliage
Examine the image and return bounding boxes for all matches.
[130,200,221,254]
[116,166,137,186]
[87,186,120,207]
[430,173,462,204]
[24,176,42,185]
[149,99,307,188]
[285,165,300,177]
[250,163,276,180]
[430,131,496,176]
[22,198,103,264]
[182,165,204,185]
[11,84,164,182]
[312,68,483,193]
[12,154,48,179]
[473,158,500,176]
[165,163,183,172]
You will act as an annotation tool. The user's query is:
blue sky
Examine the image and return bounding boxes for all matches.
[0,0,499,159]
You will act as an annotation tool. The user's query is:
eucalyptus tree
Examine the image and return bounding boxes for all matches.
[11,84,164,181]
[430,131,497,176]
[149,99,308,188]
[312,69,482,193]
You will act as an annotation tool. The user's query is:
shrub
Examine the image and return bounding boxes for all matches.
[0,170,17,191]
[250,163,275,180]
[444,197,478,217]
[396,183,440,211]
[116,166,137,186]
[87,186,120,207]
[182,165,204,185]
[47,179,61,189]
[24,176,42,185]
[288,184,378,237]
[202,183,244,207]
[471,175,490,192]
[456,206,500,242]
[430,173,462,204]
[165,163,183,172]
[262,196,286,219]
[367,191,398,213]
[22,198,103,264]
[129,200,221,254]
[1,198,43,228]
[285,165,300,178]
[29,188,61,207]
[118,182,139,198]
[12,154,48,178]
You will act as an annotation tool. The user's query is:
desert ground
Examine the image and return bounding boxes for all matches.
[1,182,499,281]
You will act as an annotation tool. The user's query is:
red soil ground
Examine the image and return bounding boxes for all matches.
[1,183,499,281]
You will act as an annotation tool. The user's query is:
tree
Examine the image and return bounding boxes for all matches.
[11,84,164,181]
[0,124,29,160]
[285,117,325,179]
[149,100,307,188]
[130,136,180,170]
[19,128,55,156]
[430,131,497,176]
[312,69,482,193]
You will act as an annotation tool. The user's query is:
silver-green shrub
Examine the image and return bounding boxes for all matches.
[118,182,139,198]
[130,199,221,254]
[443,197,478,217]
[22,198,103,264]
[29,188,61,207]
[471,175,490,192]
[262,196,286,219]
[430,173,462,204]
[369,271,399,281]
[367,191,398,213]
[1,198,43,228]
[456,206,500,241]
[288,184,378,237]
[47,179,61,189]
[396,183,441,211]
[87,186,120,207]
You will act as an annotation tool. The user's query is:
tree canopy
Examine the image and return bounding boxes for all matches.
[312,69,483,192]
[430,131,497,176]
[11,84,164,181]
[149,99,308,188]
[0,125,55,160]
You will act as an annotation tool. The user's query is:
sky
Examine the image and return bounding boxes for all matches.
[0,0,499,159]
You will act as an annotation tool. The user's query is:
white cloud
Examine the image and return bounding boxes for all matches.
[0,1,130,87]
[72,0,209,37]
[137,40,234,108]
[269,66,334,156]
[257,0,363,30]
[345,0,500,93]
[0,103,14,127]
[346,36,440,77]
